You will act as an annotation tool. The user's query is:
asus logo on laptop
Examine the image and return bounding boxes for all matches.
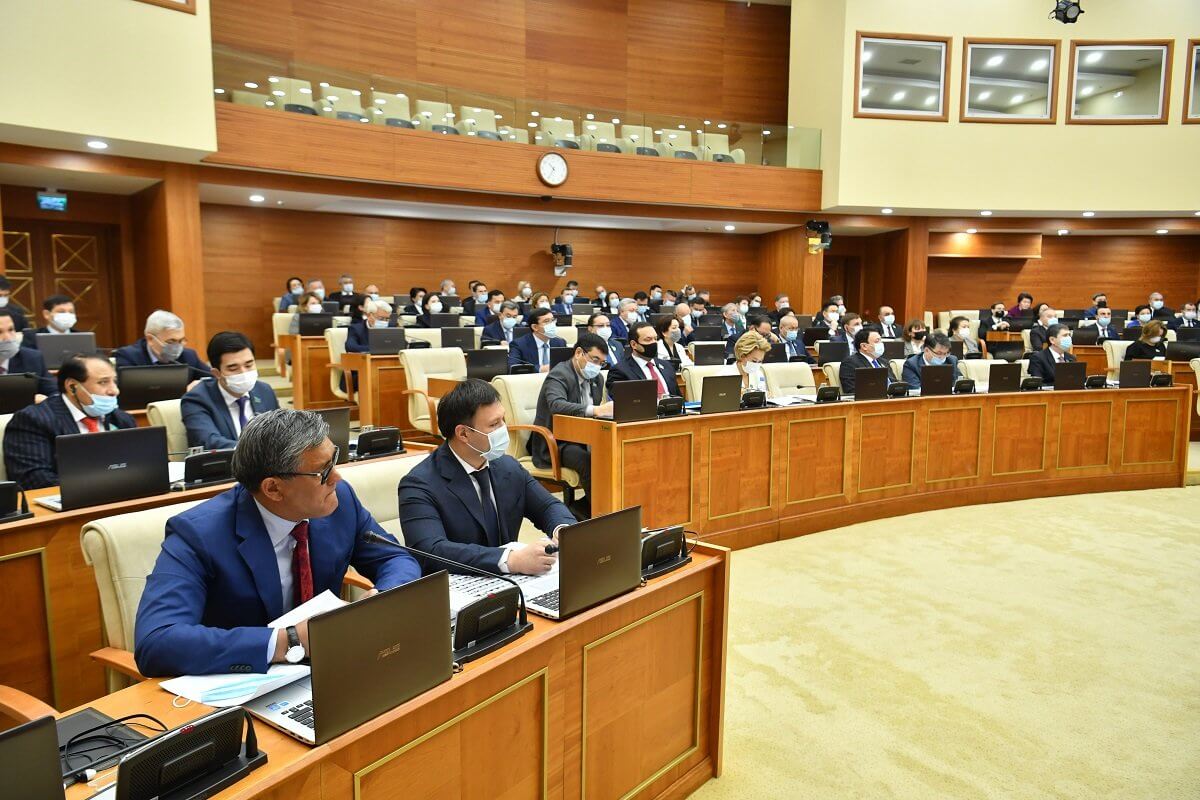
[597,554,612,565]
[107,462,127,470]
[377,643,403,660]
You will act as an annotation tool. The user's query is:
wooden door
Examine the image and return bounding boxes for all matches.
[2,219,121,346]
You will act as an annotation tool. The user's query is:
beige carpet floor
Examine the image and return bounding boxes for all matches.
[694,487,1200,800]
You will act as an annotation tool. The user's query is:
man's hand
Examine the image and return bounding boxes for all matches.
[271,620,310,663]
[186,379,203,392]
[506,542,556,575]
[33,393,47,404]
[540,364,550,373]
[594,400,614,418]
[359,588,379,599]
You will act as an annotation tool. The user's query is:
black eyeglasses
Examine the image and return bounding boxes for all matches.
[275,446,339,485]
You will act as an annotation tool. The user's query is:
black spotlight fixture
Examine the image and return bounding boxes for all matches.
[1049,1,1083,24]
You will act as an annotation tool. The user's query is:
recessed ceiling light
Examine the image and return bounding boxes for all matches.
[1113,91,1123,98]
[320,82,330,88]
[724,225,736,232]
[527,122,537,127]
[272,90,285,97]
[986,55,1005,67]
[978,90,993,101]
[249,194,265,203]
[653,130,662,135]
[678,124,686,129]
[1084,51,1103,65]
[1082,211,1095,217]
[717,123,726,129]
[86,139,108,150]
[980,210,993,216]
[327,95,339,102]
[703,120,712,125]
[1080,86,1094,97]
[244,82,258,89]
[264,101,275,107]
[863,50,873,63]
[860,88,871,98]
[268,77,280,84]
[1057,229,1069,235]
[924,95,937,107]
[531,111,539,117]
[586,113,594,120]
[612,118,620,125]
[967,228,978,234]
[1011,94,1026,105]
[276,200,284,205]
[299,87,311,94]
[881,208,894,214]
[892,90,907,102]
[1156,228,1169,234]
[1030,59,1048,72]
[494,114,502,120]
[213,88,226,95]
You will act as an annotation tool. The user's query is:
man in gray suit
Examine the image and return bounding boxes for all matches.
[531,332,613,519]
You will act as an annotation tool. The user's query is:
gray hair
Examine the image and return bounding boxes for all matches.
[232,408,330,492]
[619,298,637,313]
[722,302,737,315]
[364,299,392,315]
[145,309,183,335]
[499,300,520,313]
[439,279,455,292]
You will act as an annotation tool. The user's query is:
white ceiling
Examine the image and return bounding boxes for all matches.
[0,163,157,194]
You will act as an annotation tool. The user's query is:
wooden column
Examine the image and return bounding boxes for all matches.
[130,164,207,343]
[759,227,823,312]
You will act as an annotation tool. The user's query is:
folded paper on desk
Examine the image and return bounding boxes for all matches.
[159,591,348,707]
[767,394,814,406]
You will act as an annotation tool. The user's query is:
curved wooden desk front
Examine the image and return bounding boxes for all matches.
[554,387,1192,550]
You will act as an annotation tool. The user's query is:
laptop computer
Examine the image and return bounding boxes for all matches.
[1054,361,1087,390]
[246,571,453,745]
[692,343,725,366]
[314,407,352,464]
[699,314,724,327]
[1070,326,1100,345]
[549,346,574,368]
[700,374,741,414]
[882,340,906,360]
[367,328,406,355]
[1176,327,1200,342]
[34,331,96,369]
[648,313,673,329]
[0,716,65,800]
[466,349,509,381]
[795,315,814,328]
[429,313,461,329]
[612,379,658,422]
[949,340,965,359]
[1118,360,1151,388]
[449,507,643,620]
[987,340,1024,362]
[298,313,335,335]
[320,301,340,314]
[764,343,786,364]
[920,364,954,396]
[803,328,830,347]
[440,327,475,350]
[690,326,725,342]
[0,373,39,413]
[1167,341,1200,361]
[554,314,574,327]
[853,367,888,400]
[36,426,169,511]
[1121,326,1142,341]
[988,362,1021,393]
[818,341,849,365]
[116,364,191,409]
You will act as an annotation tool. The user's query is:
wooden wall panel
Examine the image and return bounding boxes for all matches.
[210,0,790,123]
[926,235,1200,312]
[927,232,1043,259]
[758,227,823,315]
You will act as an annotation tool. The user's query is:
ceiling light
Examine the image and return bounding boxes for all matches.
[978,90,993,101]
[86,139,108,150]
[967,228,978,234]
[531,111,539,117]
[299,87,311,94]
[320,82,330,88]
[214,88,226,94]
[1194,211,1200,216]
[351,90,361,96]
[1030,58,1048,71]
[1156,229,1169,234]
[1011,94,1026,105]
[249,194,265,203]
[376,97,387,104]
[881,208,894,214]
[724,225,736,231]
[1082,211,1095,217]
[494,115,502,120]
[396,92,406,98]
[276,200,284,205]
[265,101,275,107]
[327,95,339,102]
[1051,1,1084,23]
[268,77,280,84]
[986,55,1005,67]
[860,88,871,98]
[717,123,727,129]
[1080,86,1094,96]
[509,134,517,140]
[1084,51,1102,65]
[924,95,937,107]
[980,210,993,216]
[892,90,907,101]
[678,124,686,129]
[272,90,285,96]
[653,130,662,135]
[763,130,772,135]
[863,50,873,63]
[586,113,594,120]
[1113,91,1123,98]
[703,120,711,125]
[244,82,258,89]
[527,122,537,127]
[611,118,620,125]
[1057,229,1069,235]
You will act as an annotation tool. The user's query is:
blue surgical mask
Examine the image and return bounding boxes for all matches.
[1151,300,1164,310]
[692,309,703,318]
[314,288,325,300]
[1138,313,1152,323]
[199,674,279,704]
[372,319,389,329]
[476,292,487,302]
[581,361,602,380]
[291,287,303,296]
[637,304,649,314]
[651,291,662,301]
[542,323,558,337]
[1058,336,1073,349]
[466,423,509,462]
[501,316,518,330]
[79,390,118,418]
[594,326,612,340]
[872,342,885,358]
[369,293,380,302]
[1097,316,1112,326]
[785,330,798,342]
[882,314,895,326]
[929,355,947,366]
[1046,316,1058,326]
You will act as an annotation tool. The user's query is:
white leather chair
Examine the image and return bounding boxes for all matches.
[659,129,699,159]
[339,453,428,540]
[698,133,745,164]
[404,328,441,348]
[680,364,736,402]
[968,319,982,341]
[0,413,11,480]
[146,400,187,462]
[272,312,294,379]
[1020,329,1032,353]
[324,326,352,401]
[956,359,993,385]
[889,360,904,382]
[951,309,981,321]
[571,314,591,326]
[230,90,274,110]
[538,118,579,149]
[923,311,935,329]
[499,126,530,143]
[557,326,578,348]
[579,121,621,153]
[619,125,663,156]
[937,311,951,331]
[491,374,581,505]
[268,77,317,115]
[317,85,368,122]
[398,348,467,437]
[368,92,414,128]
[1103,340,1133,378]
[822,362,842,389]
[761,362,816,398]
[1191,359,1200,418]
[399,314,417,327]
[458,106,503,141]
[414,100,458,134]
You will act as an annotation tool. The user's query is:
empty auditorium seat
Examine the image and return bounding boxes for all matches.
[539,118,580,149]
[415,100,459,134]
[267,77,318,115]
[491,373,580,505]
[660,129,699,159]
[761,362,817,397]
[317,85,369,122]
[499,125,530,143]
[146,400,187,462]
[368,92,414,127]
[620,125,663,156]
[458,106,503,140]
[699,133,745,164]
[579,121,621,152]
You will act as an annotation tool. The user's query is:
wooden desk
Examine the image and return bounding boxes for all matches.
[988,331,1026,343]
[280,334,346,411]
[64,545,729,800]
[340,352,412,430]
[555,387,1192,551]
[1073,345,1108,377]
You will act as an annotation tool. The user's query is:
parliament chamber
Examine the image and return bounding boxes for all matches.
[0,1,1198,798]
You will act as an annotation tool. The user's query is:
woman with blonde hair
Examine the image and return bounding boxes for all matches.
[733,331,771,394]
[1124,319,1168,360]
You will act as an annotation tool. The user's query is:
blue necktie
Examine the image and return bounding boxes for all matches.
[236,396,249,432]
[473,469,503,547]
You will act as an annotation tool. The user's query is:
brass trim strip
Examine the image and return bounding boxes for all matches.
[991,401,1049,476]
[857,409,917,493]
[784,416,848,505]
[581,591,705,800]
[2,231,32,271]
[707,422,774,520]
[353,667,549,799]
[925,406,983,484]
[0,547,58,708]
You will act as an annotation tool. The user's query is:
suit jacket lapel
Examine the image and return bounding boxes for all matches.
[206,380,238,440]
[234,488,284,620]
[435,446,490,538]
[50,396,79,436]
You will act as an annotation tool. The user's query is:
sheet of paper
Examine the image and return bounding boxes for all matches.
[167,461,186,483]
[160,664,310,708]
[269,589,347,629]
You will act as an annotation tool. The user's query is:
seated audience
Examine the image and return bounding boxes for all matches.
[0,308,54,396]
[462,281,488,318]
[181,332,279,451]
[552,287,580,315]
[21,294,79,348]
[1170,301,1197,330]
[4,354,136,489]
[1009,292,1035,318]
[287,292,326,335]
[414,293,444,327]
[588,313,623,366]
[777,314,815,363]
[719,303,744,341]
[1028,305,1059,351]
[278,276,304,312]
[979,302,1012,340]
[305,278,326,301]
[733,331,770,394]
[327,274,360,310]
[475,290,505,326]
[1028,324,1077,384]
[606,321,683,399]
[508,307,565,371]
[398,379,577,575]
[0,276,30,331]
[813,301,841,337]
[746,313,781,345]
[482,301,522,344]
[839,328,892,396]
[611,298,639,341]
[694,289,713,308]
[648,284,664,311]
[134,408,419,677]
[438,278,458,300]
[831,312,862,344]
[877,305,901,339]
[902,319,928,356]
[748,293,763,311]
[631,292,652,321]
[654,315,693,367]
[114,309,212,385]
[1148,291,1173,320]
[673,301,695,343]
[516,281,533,303]
[1124,321,1168,360]
[1127,304,1153,329]
[346,300,393,353]
[1083,292,1107,319]
[902,332,959,389]
[1092,307,1123,341]
[948,315,980,357]
[404,286,426,315]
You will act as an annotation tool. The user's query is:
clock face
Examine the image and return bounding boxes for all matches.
[537,152,568,187]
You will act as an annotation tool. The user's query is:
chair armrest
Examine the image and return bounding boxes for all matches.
[342,571,374,591]
[509,423,561,479]
[400,389,438,433]
[0,685,56,722]
[90,647,146,682]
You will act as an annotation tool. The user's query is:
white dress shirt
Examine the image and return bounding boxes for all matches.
[253,500,308,662]
[634,353,669,395]
[448,446,518,572]
[218,382,255,437]
[656,339,693,367]
[63,394,105,434]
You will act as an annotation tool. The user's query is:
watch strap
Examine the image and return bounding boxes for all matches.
[286,625,300,650]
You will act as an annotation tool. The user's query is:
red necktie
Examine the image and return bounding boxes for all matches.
[290,521,314,606]
[644,359,668,398]
[81,416,100,433]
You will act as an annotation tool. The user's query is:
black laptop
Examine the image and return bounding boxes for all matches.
[988,362,1021,393]
[298,313,335,335]
[1121,326,1142,341]
[691,326,725,342]
[549,346,574,368]
[692,343,725,366]
[699,314,724,327]
[1176,327,1200,342]
[554,314,574,328]
[818,342,849,366]
[320,301,340,313]
[1071,326,1100,345]
[987,341,1024,362]
[764,343,786,364]
[34,331,96,369]
[1118,360,1151,388]
[949,340,965,359]
[0,716,64,800]
[466,349,508,381]
[367,328,406,355]
[802,328,829,347]
[612,379,657,422]
[429,313,461,329]
[1054,361,1086,390]
[440,328,475,350]
[37,426,169,511]
[920,364,954,396]
[116,364,191,409]
[699,374,741,414]
[852,367,888,400]
[1166,341,1200,361]
[314,407,352,464]
[882,340,906,360]
[0,373,39,413]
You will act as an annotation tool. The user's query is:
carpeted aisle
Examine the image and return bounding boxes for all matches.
[694,487,1200,799]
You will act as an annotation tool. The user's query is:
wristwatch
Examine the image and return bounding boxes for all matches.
[284,625,306,664]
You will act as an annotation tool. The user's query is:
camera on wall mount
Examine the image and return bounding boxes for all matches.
[806,220,832,255]
[1049,1,1083,24]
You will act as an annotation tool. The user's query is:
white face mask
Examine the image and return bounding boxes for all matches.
[624,311,639,324]
[594,326,612,340]
[827,312,840,324]
[521,287,532,298]
[1184,310,1197,320]
[745,360,761,373]
[341,283,354,294]
[1138,313,1152,323]
[1148,336,1163,345]
[738,303,749,314]
[882,314,895,326]
[223,369,258,395]
[306,304,322,313]
[871,342,885,358]
[0,297,9,308]
[52,312,77,331]
[369,293,380,302]
[1097,316,1112,326]
[541,322,558,338]
[429,301,443,314]
[465,423,509,462]
[537,301,551,309]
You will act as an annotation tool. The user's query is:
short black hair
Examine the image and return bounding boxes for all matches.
[0,308,15,325]
[43,294,73,312]
[57,353,110,395]
[1046,323,1067,340]
[853,327,875,350]
[650,284,662,292]
[409,286,426,300]
[924,331,952,352]
[437,378,501,439]
[286,276,303,290]
[468,279,482,291]
[587,312,609,327]
[1092,292,1106,301]
[633,291,649,302]
[629,320,656,343]
[207,330,256,369]
[948,315,969,332]
[1134,303,1151,314]
[565,280,579,289]
[423,293,441,310]
[823,301,838,312]
[1017,292,1034,303]
[487,289,504,301]
[0,276,12,291]
[746,312,771,330]
[575,331,608,356]
[528,306,554,326]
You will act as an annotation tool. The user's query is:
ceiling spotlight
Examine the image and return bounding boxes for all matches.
[1050,1,1084,24]
[86,139,108,150]
[1057,229,1069,235]
[213,88,226,95]
[1113,91,1123,98]
[978,90,993,101]
[527,122,537,127]
[244,82,258,89]
[863,49,873,63]
[586,113,594,120]
[611,118,620,125]
[892,90,907,102]
[320,82,330,88]
[717,123,727,129]
[986,55,1005,67]
[264,101,276,107]
[1156,229,1169,234]
[531,111,540,117]
[967,228,978,234]
[1082,211,1095,217]
[1030,59,1048,72]
[1011,94,1026,105]
[881,208,894,215]
[1084,51,1102,65]
[678,124,686,129]
[924,95,937,107]
[980,210,993,216]
[724,225,736,232]
[763,130,772,136]
[268,77,280,84]
[1080,86,1094,96]
[249,194,266,203]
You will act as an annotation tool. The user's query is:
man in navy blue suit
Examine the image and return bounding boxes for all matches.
[1170,301,1198,331]
[508,307,566,371]
[181,331,279,451]
[399,379,576,575]
[3,354,137,489]
[113,309,212,386]
[482,301,522,345]
[474,289,505,327]
[610,298,638,342]
[20,294,79,349]
[0,276,30,332]
[587,312,624,366]
[134,408,421,677]
[901,331,959,390]
[345,299,393,353]
[605,321,683,398]
[0,309,55,396]
[551,286,579,316]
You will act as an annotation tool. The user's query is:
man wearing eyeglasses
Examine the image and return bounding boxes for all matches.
[133,408,420,677]
[113,309,211,390]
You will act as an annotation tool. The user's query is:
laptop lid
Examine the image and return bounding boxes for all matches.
[818,342,849,366]
[1121,326,1142,341]
[440,328,475,350]
[549,346,574,368]
[320,301,340,313]
[1054,360,1086,390]
[853,367,888,400]
[559,507,643,619]
[308,571,453,745]
[1070,326,1100,345]
[0,373,39,414]
[1118,360,1151,388]
[764,343,786,364]
[882,340,906,360]
[35,331,96,369]
[988,362,1021,393]
[116,364,191,409]
[553,314,574,328]
[1167,341,1200,361]
[429,313,461,329]
[802,328,828,347]
[699,314,723,327]
[920,364,954,396]
[298,313,335,336]
[0,716,64,800]
[367,328,406,355]
[55,426,170,511]
[700,374,742,414]
[1175,327,1200,342]
[987,341,1024,362]
[314,407,352,464]
[691,326,724,342]
[648,313,673,329]
[511,325,532,340]
[692,343,725,366]
[949,340,965,359]
[795,315,814,328]
[466,349,508,381]
[612,380,657,422]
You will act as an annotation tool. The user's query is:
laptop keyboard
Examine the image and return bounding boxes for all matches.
[529,589,559,612]
[283,699,315,729]
[449,571,558,616]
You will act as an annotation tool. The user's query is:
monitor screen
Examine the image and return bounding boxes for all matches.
[36,192,67,212]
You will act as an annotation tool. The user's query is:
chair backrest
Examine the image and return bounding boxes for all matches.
[369,92,411,124]
[967,319,981,341]
[398,348,467,433]
[698,132,745,163]
[956,359,992,384]
[580,121,618,151]
[231,90,273,109]
[761,362,815,397]
[0,413,11,480]
[679,364,735,402]
[399,314,417,327]
[889,360,904,381]
[619,125,659,154]
[415,100,456,131]
[404,327,441,347]
[659,129,696,157]
[268,77,315,112]
[490,373,548,456]
[317,85,367,120]
[1103,339,1133,375]
[557,326,578,347]
[459,106,498,134]
[272,312,293,345]
[951,309,981,321]
[146,399,187,462]
[325,327,350,400]
[1020,329,1032,353]
[1191,359,1200,415]
[339,454,428,539]
[499,126,529,143]
[539,117,577,143]
[822,361,842,389]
